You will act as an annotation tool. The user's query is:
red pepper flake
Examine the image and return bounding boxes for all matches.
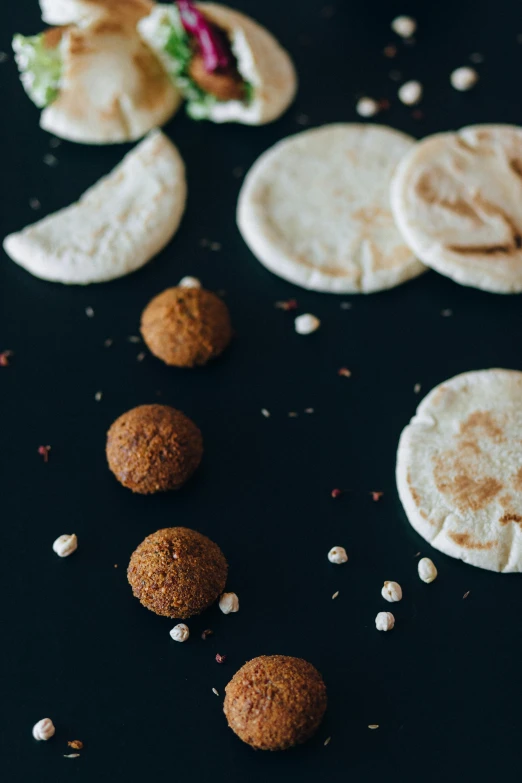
[275,298,298,311]
[201,629,214,640]
[68,740,84,750]
[38,445,51,463]
[331,488,343,499]
[215,653,227,664]
[0,350,13,367]
[370,491,384,502]
[383,44,397,58]
[462,590,470,600]
[378,98,391,111]
[338,367,352,378]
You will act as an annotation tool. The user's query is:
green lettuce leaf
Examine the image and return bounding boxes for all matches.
[12,33,63,108]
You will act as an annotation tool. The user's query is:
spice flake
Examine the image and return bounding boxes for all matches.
[0,350,13,367]
[275,299,298,311]
[371,491,384,502]
[38,445,51,463]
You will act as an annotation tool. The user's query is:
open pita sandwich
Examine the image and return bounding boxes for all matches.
[138,2,297,125]
[13,0,181,144]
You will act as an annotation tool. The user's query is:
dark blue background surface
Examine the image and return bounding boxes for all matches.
[2,1,522,781]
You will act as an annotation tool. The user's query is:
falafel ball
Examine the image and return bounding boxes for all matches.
[140,287,232,368]
[128,527,228,619]
[224,655,327,751]
[106,404,203,494]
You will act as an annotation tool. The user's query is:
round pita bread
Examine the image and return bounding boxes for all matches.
[138,2,297,125]
[3,130,186,285]
[397,369,522,573]
[390,124,522,294]
[237,124,426,293]
[40,14,181,144]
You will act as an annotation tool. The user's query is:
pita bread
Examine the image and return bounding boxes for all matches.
[390,124,522,294]
[3,130,186,285]
[138,2,297,125]
[396,369,522,573]
[237,124,426,293]
[40,0,154,27]
[39,15,181,144]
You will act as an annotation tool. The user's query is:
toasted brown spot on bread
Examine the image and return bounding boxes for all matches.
[499,513,522,526]
[509,159,522,179]
[133,50,173,111]
[499,493,514,509]
[458,439,481,455]
[407,471,422,508]
[448,532,495,550]
[43,27,68,49]
[433,457,503,512]
[459,411,504,442]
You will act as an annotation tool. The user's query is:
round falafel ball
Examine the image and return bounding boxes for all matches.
[224,655,327,751]
[128,527,228,619]
[106,404,203,494]
[140,287,232,368]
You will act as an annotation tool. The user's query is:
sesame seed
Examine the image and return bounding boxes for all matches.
[212,688,219,696]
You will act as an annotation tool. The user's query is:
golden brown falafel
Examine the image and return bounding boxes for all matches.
[224,655,327,751]
[188,53,245,102]
[140,287,232,368]
[106,404,202,494]
[128,527,228,619]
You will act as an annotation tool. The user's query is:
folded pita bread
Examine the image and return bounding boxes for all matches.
[237,124,426,293]
[391,124,522,293]
[138,2,297,125]
[397,369,522,573]
[3,130,186,285]
[16,1,181,144]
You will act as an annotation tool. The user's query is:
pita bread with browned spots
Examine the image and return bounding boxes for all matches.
[3,131,186,285]
[237,124,426,293]
[15,1,181,144]
[397,369,522,573]
[390,124,522,294]
[42,20,180,143]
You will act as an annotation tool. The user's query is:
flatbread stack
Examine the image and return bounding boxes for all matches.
[3,130,186,284]
[237,124,426,294]
[397,369,522,573]
[13,0,181,144]
[391,125,522,294]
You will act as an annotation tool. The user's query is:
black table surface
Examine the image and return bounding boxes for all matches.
[2,1,522,781]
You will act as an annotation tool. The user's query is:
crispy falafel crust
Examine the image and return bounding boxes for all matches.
[128,527,228,618]
[141,287,232,368]
[224,655,327,750]
[106,404,203,494]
